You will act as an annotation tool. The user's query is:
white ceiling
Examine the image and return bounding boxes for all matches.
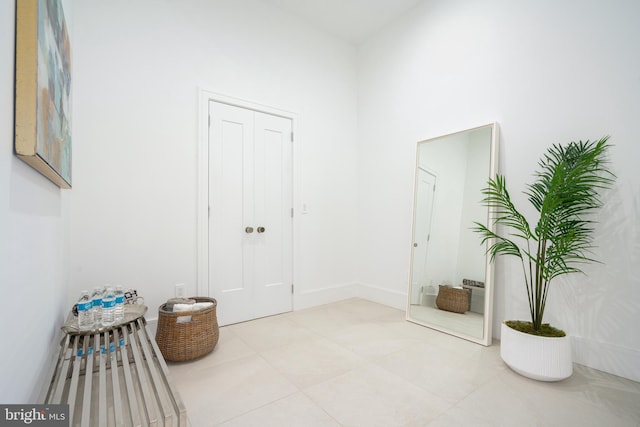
[261,0,425,44]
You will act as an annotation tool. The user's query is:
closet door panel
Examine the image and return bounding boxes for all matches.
[209,101,293,325]
[209,102,255,324]
[253,112,293,319]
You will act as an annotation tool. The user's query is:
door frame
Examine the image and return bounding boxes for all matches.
[197,89,299,303]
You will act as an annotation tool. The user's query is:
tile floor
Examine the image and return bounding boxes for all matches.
[166,298,640,426]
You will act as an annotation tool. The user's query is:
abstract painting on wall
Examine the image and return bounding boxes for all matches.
[15,0,72,189]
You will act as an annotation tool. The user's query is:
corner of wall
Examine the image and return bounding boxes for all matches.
[572,336,640,383]
[356,282,407,311]
[294,282,360,310]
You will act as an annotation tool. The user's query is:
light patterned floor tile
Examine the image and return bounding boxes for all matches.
[376,340,505,404]
[173,354,297,426]
[438,368,640,427]
[166,299,640,427]
[304,363,452,427]
[260,336,367,388]
[167,327,255,379]
[324,321,426,360]
[228,315,319,352]
[217,392,340,427]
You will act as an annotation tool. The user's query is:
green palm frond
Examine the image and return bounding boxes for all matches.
[472,222,522,261]
[474,136,615,331]
[482,175,534,241]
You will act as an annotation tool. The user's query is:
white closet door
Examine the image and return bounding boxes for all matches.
[209,101,292,325]
[252,112,293,319]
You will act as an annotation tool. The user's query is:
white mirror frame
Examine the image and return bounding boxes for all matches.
[406,123,499,346]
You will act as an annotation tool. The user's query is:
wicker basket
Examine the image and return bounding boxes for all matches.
[435,285,470,314]
[155,297,219,362]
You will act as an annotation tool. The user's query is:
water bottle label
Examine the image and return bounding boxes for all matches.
[77,349,83,357]
[115,296,125,303]
[92,299,102,307]
[87,347,94,355]
[78,301,92,311]
[110,343,115,353]
[119,338,125,346]
[103,299,116,308]
[101,345,106,355]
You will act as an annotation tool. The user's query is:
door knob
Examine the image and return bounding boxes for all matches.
[245,226,254,233]
[257,226,266,233]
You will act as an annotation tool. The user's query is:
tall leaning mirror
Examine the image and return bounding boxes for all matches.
[407,123,499,346]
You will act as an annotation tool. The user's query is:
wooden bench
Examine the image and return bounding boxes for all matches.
[43,317,187,427]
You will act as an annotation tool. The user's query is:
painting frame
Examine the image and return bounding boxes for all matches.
[15,0,72,189]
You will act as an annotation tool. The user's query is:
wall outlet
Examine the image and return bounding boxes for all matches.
[175,283,186,298]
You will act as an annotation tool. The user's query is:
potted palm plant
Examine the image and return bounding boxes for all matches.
[474,137,615,381]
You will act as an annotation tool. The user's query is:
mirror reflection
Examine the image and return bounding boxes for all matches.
[407,123,497,345]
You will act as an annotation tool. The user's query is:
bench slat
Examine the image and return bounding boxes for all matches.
[45,334,71,404]
[45,316,186,427]
[80,334,97,427]
[128,323,159,427]
[110,329,125,427]
[134,319,173,426]
[119,326,143,427]
[99,331,108,427]
[144,322,188,426]
[67,336,81,420]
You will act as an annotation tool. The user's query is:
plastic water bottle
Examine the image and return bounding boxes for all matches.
[114,285,125,321]
[91,287,104,324]
[101,287,116,326]
[77,291,94,330]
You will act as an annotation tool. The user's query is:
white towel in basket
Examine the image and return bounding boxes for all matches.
[172,302,213,312]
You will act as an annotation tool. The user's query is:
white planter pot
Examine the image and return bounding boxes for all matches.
[500,322,573,381]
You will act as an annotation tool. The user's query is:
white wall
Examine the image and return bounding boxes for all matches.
[0,0,74,403]
[357,0,640,381]
[69,0,359,319]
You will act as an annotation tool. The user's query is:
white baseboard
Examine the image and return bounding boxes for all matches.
[356,282,407,311]
[293,282,407,311]
[294,282,359,310]
[571,335,640,382]
[294,282,407,310]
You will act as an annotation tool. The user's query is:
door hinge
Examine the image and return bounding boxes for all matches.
[208,114,211,128]
[208,205,211,218]
[291,208,294,218]
[291,132,294,142]
[291,284,294,294]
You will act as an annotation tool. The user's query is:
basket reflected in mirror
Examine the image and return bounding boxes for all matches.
[435,285,471,314]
